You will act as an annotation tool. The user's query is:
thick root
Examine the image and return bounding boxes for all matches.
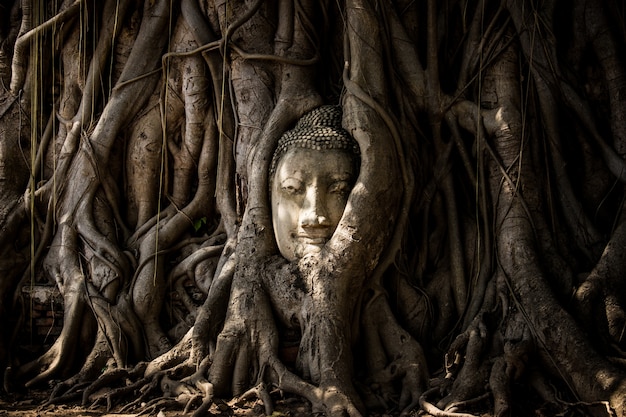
[360,288,429,414]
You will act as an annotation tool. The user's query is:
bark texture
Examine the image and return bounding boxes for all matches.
[1,0,626,416]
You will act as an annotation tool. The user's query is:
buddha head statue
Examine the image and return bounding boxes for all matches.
[270,105,360,261]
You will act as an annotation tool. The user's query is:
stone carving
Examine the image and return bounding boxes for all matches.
[270,105,360,261]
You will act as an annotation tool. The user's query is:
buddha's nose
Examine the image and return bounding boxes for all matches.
[299,186,331,228]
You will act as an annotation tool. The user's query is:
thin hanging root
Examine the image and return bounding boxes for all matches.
[506,1,626,184]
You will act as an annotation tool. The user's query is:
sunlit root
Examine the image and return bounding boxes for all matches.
[47,333,118,403]
[208,306,278,397]
[191,252,237,363]
[129,375,207,416]
[272,360,364,417]
[87,340,210,415]
[238,382,274,416]
[144,328,194,377]
[19,230,90,387]
[420,387,482,417]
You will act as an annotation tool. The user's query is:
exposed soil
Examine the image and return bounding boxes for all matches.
[0,386,456,417]
[0,386,562,417]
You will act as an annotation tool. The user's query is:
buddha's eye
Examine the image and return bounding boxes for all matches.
[328,180,350,195]
[281,178,304,195]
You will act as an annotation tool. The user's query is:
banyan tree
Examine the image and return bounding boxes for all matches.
[1,0,626,416]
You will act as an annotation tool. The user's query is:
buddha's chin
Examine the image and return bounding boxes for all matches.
[295,240,327,258]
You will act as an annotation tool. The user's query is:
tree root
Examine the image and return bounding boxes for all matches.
[9,0,83,94]
[420,387,484,417]
[439,317,490,410]
[18,296,87,387]
[115,374,163,413]
[45,382,91,406]
[80,367,132,406]
[574,221,626,353]
[44,334,114,403]
[360,288,429,415]
[135,398,182,416]
[88,359,214,416]
[43,385,88,406]
[239,382,274,416]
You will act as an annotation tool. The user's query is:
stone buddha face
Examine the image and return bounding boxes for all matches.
[270,106,360,261]
[272,147,355,261]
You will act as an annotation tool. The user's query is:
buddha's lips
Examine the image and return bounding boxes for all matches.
[295,229,331,244]
[297,236,328,245]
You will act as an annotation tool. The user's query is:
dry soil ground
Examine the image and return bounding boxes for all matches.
[0,388,319,417]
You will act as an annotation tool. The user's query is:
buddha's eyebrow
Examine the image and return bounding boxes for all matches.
[280,174,304,183]
[330,172,353,181]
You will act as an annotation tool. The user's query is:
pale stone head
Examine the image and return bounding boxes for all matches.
[270,106,360,261]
